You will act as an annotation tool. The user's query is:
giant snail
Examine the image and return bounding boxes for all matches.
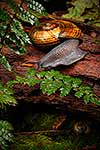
[25,17,87,69]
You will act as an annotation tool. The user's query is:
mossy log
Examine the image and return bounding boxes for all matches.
[0,19,100,119]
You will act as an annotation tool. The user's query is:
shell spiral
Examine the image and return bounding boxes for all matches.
[29,19,82,47]
[73,121,90,134]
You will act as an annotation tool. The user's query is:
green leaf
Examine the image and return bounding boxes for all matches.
[0,120,14,149]
[23,78,39,86]
[26,0,47,15]
[40,80,48,94]
[0,54,12,71]
[17,7,37,25]
[75,91,84,98]
[37,71,46,78]
[10,19,31,44]
[72,78,82,88]
[41,79,58,95]
[94,99,100,105]
[0,23,8,38]
[83,94,91,104]
[0,9,10,22]
[60,83,72,96]
[25,68,36,79]
[16,76,27,84]
[79,85,92,95]
[62,0,100,27]
[0,94,17,107]
[89,94,100,105]
[17,0,48,26]
[7,80,16,87]
[0,82,17,108]
[7,69,39,87]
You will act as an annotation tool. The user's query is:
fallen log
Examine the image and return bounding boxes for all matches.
[0,18,100,119]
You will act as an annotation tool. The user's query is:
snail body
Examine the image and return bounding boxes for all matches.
[29,19,82,48]
[39,39,87,68]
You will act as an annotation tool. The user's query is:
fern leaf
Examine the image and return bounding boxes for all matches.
[0,54,12,71]
[0,82,17,108]
[17,6,38,25]
[26,0,46,14]
[10,19,31,44]
[0,8,10,22]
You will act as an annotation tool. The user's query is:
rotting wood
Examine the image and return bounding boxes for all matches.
[0,18,100,119]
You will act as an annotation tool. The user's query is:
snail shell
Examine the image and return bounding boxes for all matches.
[39,39,87,68]
[29,19,82,48]
[73,121,90,134]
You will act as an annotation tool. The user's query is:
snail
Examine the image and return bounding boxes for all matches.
[73,121,90,134]
[39,39,87,68]
[24,20,87,68]
[29,19,82,48]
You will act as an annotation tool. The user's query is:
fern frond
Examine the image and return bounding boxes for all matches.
[10,19,31,44]
[0,120,14,150]
[0,54,12,71]
[0,82,17,108]
[17,6,38,25]
[26,0,47,15]
[7,69,100,106]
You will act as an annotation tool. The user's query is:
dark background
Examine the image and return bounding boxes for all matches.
[36,0,67,13]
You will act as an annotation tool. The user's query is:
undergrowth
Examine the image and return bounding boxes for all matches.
[7,68,100,106]
[62,0,100,26]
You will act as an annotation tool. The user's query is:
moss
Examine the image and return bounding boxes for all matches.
[9,134,79,150]
[10,132,100,150]
[62,0,100,27]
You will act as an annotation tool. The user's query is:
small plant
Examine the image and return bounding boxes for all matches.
[10,134,80,150]
[0,82,16,149]
[62,0,100,26]
[7,68,100,106]
[0,82,17,109]
[0,120,14,150]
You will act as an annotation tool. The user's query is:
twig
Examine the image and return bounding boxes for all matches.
[14,129,61,135]
[81,145,97,150]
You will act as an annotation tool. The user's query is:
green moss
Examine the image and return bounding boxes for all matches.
[10,130,100,150]
[9,134,79,150]
[62,0,100,26]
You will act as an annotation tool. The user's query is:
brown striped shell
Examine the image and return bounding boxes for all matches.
[39,39,87,68]
[73,121,90,134]
[29,19,82,48]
